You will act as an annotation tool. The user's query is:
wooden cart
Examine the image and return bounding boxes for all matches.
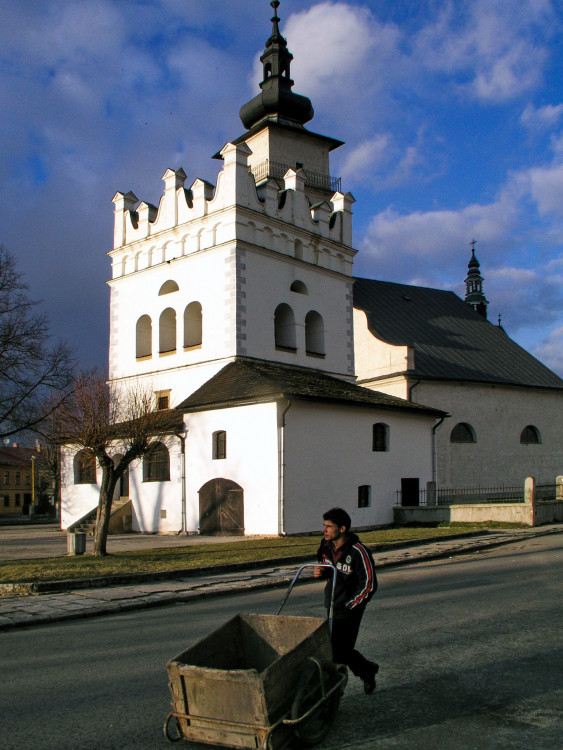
[163,564,347,749]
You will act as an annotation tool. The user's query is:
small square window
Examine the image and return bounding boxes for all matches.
[156,390,171,410]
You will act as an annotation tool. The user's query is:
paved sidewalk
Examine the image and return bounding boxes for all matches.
[0,525,561,631]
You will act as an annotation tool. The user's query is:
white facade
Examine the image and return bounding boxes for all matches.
[354,308,563,489]
[61,395,437,534]
[108,142,356,409]
[60,14,456,535]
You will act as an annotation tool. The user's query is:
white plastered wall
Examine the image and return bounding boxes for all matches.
[241,248,354,377]
[183,402,280,535]
[416,382,563,487]
[282,401,436,533]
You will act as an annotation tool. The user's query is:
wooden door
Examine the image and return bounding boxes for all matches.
[199,479,244,535]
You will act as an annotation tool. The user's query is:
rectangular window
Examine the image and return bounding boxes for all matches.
[358,485,371,508]
[213,430,227,460]
[3,496,9,508]
[156,390,171,410]
[15,493,21,506]
[3,471,9,485]
[15,472,20,485]
[25,473,31,486]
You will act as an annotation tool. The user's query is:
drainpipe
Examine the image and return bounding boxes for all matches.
[174,429,187,535]
[431,417,446,484]
[279,399,292,536]
[407,377,420,402]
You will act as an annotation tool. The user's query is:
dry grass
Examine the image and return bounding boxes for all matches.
[0,522,526,584]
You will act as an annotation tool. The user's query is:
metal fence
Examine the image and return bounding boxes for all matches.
[396,484,522,507]
[396,482,559,507]
[250,159,341,193]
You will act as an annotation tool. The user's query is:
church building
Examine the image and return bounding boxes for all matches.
[60,1,562,535]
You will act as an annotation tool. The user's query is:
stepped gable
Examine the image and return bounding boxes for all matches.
[177,358,445,415]
[353,278,563,389]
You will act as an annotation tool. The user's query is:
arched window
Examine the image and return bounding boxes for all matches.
[213,430,227,460]
[450,422,476,443]
[520,425,541,444]
[372,423,389,452]
[184,302,202,348]
[159,308,176,353]
[290,280,308,295]
[74,450,96,484]
[305,310,325,356]
[136,315,152,358]
[274,304,296,349]
[158,280,179,295]
[143,443,170,482]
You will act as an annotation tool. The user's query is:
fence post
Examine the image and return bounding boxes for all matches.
[426,481,437,506]
[524,476,535,504]
[556,476,563,501]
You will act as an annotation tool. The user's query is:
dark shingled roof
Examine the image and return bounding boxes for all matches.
[0,446,37,467]
[353,278,563,389]
[177,358,445,416]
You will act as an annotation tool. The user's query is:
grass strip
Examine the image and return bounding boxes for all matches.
[0,522,527,585]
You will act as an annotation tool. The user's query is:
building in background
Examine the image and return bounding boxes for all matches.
[60,2,562,534]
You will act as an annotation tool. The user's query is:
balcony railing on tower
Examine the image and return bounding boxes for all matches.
[250,159,341,193]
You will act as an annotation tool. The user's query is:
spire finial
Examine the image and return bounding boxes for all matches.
[268,1,284,47]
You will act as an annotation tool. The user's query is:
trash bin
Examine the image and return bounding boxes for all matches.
[67,531,86,556]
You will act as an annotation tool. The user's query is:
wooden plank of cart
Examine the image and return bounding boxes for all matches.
[163,564,348,749]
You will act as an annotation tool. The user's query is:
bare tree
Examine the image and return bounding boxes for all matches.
[0,244,75,439]
[53,369,182,556]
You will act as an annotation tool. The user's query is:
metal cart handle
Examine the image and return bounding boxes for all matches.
[275,563,338,631]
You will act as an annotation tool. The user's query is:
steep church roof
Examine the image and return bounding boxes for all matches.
[177,358,445,416]
[354,278,563,389]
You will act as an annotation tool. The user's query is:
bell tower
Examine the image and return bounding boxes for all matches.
[107,0,357,408]
[464,240,489,319]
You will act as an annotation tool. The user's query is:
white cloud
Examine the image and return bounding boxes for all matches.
[532,325,563,375]
[413,0,554,102]
[360,191,517,278]
[339,135,390,182]
[526,163,563,217]
[521,103,563,131]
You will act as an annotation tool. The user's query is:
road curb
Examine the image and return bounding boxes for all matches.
[0,529,520,596]
[0,526,560,631]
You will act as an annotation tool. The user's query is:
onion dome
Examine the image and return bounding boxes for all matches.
[239,1,314,130]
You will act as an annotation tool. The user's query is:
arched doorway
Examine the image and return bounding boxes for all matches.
[198,478,244,536]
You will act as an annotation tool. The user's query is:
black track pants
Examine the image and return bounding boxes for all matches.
[330,606,374,679]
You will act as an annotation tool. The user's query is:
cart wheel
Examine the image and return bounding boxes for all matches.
[163,712,182,742]
[290,660,345,747]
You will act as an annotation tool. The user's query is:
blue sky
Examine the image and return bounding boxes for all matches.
[1,0,563,375]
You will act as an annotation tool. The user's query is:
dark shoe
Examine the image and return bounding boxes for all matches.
[363,662,379,694]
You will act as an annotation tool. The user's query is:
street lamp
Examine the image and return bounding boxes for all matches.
[31,455,36,517]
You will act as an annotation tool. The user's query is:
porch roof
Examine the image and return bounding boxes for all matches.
[176,357,446,416]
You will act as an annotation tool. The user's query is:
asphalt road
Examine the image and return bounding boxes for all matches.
[1,533,561,749]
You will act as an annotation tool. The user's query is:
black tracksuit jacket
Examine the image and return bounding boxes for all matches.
[316,532,377,617]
